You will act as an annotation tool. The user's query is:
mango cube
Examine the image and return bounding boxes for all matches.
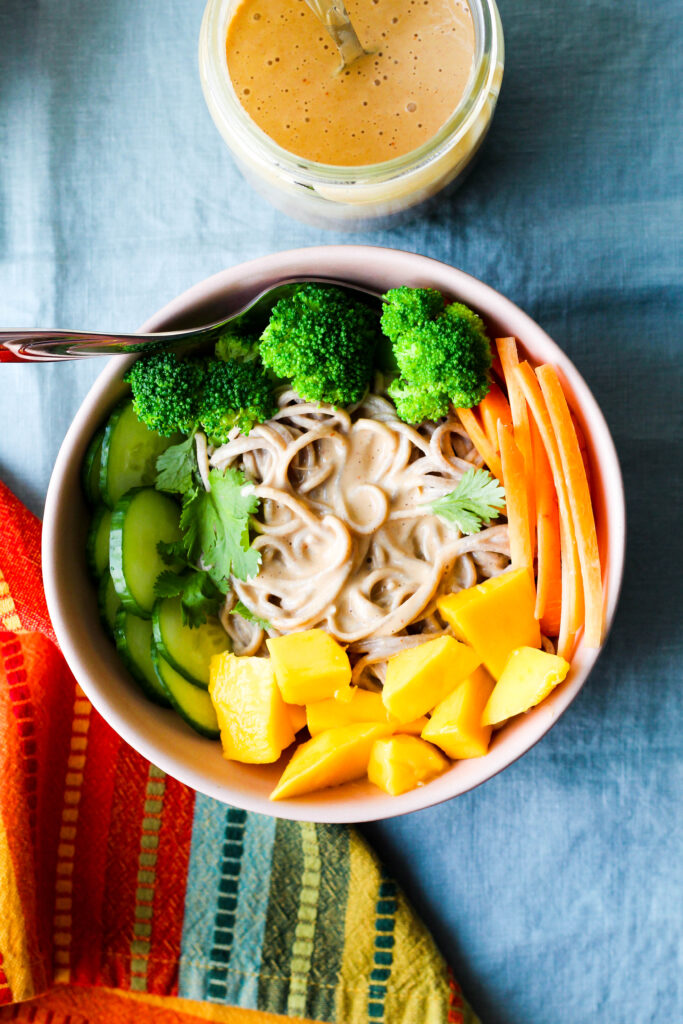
[481,646,570,725]
[421,666,495,759]
[209,653,295,764]
[270,722,392,800]
[307,688,427,737]
[368,735,449,796]
[382,636,481,723]
[266,629,351,705]
[285,703,308,734]
[437,568,541,679]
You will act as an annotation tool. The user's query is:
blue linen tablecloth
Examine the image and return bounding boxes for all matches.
[1,1,681,1021]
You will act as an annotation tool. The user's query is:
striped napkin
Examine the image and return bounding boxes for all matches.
[0,479,478,1024]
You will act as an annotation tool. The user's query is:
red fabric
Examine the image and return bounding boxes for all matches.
[0,481,54,642]
[0,481,201,1005]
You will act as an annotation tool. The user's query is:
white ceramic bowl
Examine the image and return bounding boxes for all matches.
[43,246,625,823]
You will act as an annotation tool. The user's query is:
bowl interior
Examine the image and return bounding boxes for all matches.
[42,246,625,822]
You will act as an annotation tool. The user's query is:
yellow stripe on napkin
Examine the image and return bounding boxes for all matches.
[0,814,35,1002]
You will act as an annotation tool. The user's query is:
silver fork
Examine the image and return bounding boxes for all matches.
[0,276,382,362]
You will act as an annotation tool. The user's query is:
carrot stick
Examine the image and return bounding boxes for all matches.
[480,383,513,449]
[536,365,603,648]
[571,410,592,486]
[531,417,562,634]
[456,406,503,482]
[491,354,505,382]
[498,422,533,569]
[496,337,536,545]
[513,362,584,659]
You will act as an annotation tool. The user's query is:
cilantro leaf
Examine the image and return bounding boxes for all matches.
[231,600,272,631]
[154,569,188,598]
[176,571,224,627]
[429,468,506,536]
[155,434,198,494]
[154,567,224,628]
[180,467,261,589]
[157,538,187,566]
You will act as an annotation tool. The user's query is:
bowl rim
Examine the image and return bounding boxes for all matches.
[42,245,626,823]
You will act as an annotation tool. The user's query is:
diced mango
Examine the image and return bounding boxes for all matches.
[395,716,430,736]
[286,703,308,733]
[307,688,427,736]
[266,629,352,705]
[382,636,481,723]
[368,735,450,796]
[421,666,495,759]
[481,646,570,726]
[209,653,295,764]
[437,568,541,679]
[270,722,392,800]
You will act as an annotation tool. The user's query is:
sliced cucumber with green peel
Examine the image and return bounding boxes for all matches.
[82,428,104,505]
[100,399,179,508]
[110,488,182,617]
[152,597,231,688]
[98,572,121,635]
[151,644,220,738]
[114,609,170,707]
[86,505,113,578]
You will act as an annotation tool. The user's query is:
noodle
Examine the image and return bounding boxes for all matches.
[195,431,211,491]
[210,388,511,685]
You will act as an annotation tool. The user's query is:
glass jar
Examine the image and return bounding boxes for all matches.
[199,0,504,229]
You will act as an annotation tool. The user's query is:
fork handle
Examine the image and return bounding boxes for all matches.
[0,330,170,362]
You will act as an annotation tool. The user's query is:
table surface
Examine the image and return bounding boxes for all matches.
[1,2,681,1021]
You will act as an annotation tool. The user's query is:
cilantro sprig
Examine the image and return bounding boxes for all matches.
[154,563,225,628]
[428,468,506,536]
[153,439,262,627]
[180,468,261,589]
[155,433,198,495]
[231,600,272,632]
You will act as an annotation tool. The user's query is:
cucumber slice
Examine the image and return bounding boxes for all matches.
[86,505,113,578]
[114,609,170,707]
[110,488,182,618]
[100,399,179,508]
[151,644,220,738]
[82,428,104,505]
[152,597,231,688]
[98,572,121,635]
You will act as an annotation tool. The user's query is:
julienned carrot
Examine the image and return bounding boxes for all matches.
[498,422,533,569]
[536,365,603,648]
[496,337,536,541]
[456,406,503,482]
[491,354,505,382]
[571,410,591,486]
[531,417,562,635]
[513,362,584,660]
[479,383,513,449]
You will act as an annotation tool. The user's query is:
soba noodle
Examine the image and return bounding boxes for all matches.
[211,381,512,687]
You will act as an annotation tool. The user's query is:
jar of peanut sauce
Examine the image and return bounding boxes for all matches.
[199,0,504,228]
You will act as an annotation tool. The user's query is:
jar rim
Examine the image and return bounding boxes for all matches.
[199,0,503,185]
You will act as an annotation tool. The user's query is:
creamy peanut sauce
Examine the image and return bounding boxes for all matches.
[226,0,475,165]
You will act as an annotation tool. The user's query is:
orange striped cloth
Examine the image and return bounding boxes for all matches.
[0,480,478,1024]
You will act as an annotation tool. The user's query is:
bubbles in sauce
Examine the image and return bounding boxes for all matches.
[226,0,475,166]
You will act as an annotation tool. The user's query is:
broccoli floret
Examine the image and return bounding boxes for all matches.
[381,289,491,423]
[124,352,203,436]
[259,284,378,406]
[380,286,445,340]
[124,350,276,441]
[387,378,451,424]
[215,324,261,364]
[199,359,277,443]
